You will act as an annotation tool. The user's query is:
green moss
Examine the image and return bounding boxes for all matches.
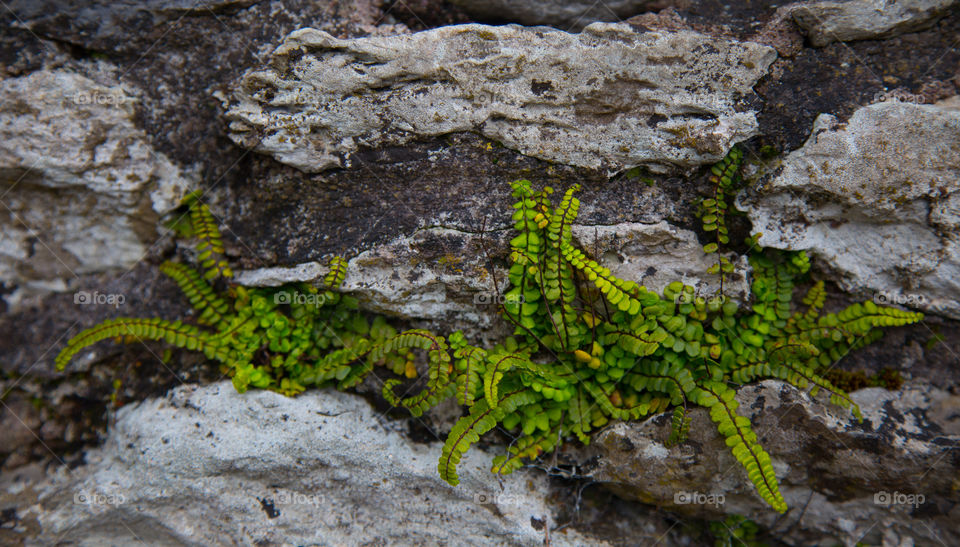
[823,367,904,392]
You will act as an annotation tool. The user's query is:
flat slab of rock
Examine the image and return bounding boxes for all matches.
[587,380,960,546]
[14,382,613,546]
[792,0,956,46]
[225,23,776,174]
[740,99,960,319]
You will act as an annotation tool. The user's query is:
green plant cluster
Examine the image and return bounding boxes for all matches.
[709,515,766,547]
[56,149,923,513]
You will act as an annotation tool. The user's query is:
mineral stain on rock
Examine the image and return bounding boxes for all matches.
[258,497,280,519]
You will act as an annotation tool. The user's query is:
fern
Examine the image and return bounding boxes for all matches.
[324,256,347,289]
[699,147,743,286]
[438,387,538,485]
[182,190,233,281]
[56,150,925,514]
[159,261,232,328]
[696,381,786,512]
[666,406,691,447]
[56,318,224,370]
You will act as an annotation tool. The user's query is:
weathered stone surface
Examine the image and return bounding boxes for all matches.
[236,227,509,336]
[449,0,659,29]
[754,7,960,153]
[225,23,776,174]
[0,68,195,308]
[1,4,959,545]
[7,0,383,53]
[587,380,960,546]
[8,382,641,546]
[233,221,751,334]
[570,221,752,302]
[792,0,957,46]
[740,99,960,319]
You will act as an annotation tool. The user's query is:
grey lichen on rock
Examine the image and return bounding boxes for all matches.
[224,23,776,175]
[792,0,957,47]
[587,380,960,546]
[740,99,960,319]
[0,68,196,307]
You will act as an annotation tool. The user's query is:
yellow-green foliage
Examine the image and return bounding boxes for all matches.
[183,190,233,280]
[56,148,924,513]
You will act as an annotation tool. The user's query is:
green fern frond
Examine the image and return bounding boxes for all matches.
[183,192,232,281]
[56,318,222,371]
[453,345,487,406]
[561,241,644,314]
[695,381,787,513]
[666,406,692,447]
[438,387,538,485]
[159,261,232,328]
[324,256,348,289]
[566,385,594,444]
[491,424,562,476]
[380,330,454,416]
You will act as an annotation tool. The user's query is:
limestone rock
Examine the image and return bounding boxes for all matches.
[739,100,960,319]
[587,380,960,546]
[0,68,195,307]
[15,382,616,546]
[234,222,751,333]
[237,227,506,334]
[570,221,752,303]
[792,0,956,46]
[224,23,776,174]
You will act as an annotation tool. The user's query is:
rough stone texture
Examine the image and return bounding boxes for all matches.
[3,0,407,197]
[792,0,957,47]
[449,0,661,29]
[4,382,650,546]
[587,380,960,546]
[0,68,195,308]
[569,221,752,302]
[232,221,752,337]
[740,99,960,319]
[217,132,703,272]
[1,2,960,545]
[224,23,777,174]
[235,227,509,337]
[753,7,960,153]
[8,0,390,54]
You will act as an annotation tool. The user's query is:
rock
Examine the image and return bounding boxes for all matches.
[233,221,751,334]
[0,68,195,308]
[10,381,635,546]
[587,380,960,546]
[6,0,404,178]
[754,7,960,152]
[8,0,336,53]
[224,23,776,175]
[739,100,960,319]
[448,0,660,29]
[569,221,752,303]
[791,0,957,47]
[235,226,509,336]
